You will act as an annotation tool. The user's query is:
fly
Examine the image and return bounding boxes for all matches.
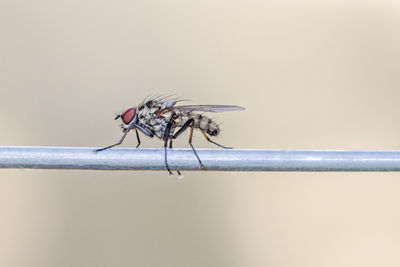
[95,96,245,177]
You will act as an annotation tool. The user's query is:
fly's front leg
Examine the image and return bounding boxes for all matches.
[132,123,154,148]
[135,128,141,148]
[96,123,152,152]
[95,129,130,152]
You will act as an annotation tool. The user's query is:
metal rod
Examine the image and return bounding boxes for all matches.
[1,146,400,171]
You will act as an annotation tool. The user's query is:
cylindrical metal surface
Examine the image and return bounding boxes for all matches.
[1,146,400,171]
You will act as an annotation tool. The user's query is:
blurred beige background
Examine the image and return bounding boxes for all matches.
[1,1,400,266]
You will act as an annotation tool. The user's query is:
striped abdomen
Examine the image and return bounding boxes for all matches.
[173,111,220,136]
[192,114,220,136]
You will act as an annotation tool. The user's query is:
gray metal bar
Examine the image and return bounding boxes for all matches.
[1,146,400,171]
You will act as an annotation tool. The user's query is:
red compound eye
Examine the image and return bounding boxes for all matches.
[121,108,136,124]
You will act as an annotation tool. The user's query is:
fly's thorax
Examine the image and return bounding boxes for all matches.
[136,102,170,138]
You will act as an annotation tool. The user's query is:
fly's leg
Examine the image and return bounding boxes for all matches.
[135,128,141,148]
[172,118,192,139]
[169,139,173,148]
[172,118,205,170]
[164,139,173,176]
[163,119,174,176]
[133,123,154,138]
[168,139,183,178]
[201,131,232,149]
[95,129,130,152]
[188,124,205,170]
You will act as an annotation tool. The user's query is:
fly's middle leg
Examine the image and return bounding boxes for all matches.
[163,120,174,176]
[163,138,173,176]
[168,138,182,178]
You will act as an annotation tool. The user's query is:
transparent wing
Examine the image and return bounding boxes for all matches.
[174,105,245,113]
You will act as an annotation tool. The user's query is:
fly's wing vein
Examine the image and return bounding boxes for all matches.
[173,105,245,113]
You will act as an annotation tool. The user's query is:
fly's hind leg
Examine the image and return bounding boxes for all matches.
[201,131,233,149]
[172,118,205,170]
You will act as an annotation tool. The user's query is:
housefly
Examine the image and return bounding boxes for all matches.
[95,96,245,177]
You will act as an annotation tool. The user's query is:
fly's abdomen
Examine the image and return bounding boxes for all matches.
[193,114,220,136]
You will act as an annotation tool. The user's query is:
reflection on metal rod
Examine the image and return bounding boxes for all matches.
[1,146,400,171]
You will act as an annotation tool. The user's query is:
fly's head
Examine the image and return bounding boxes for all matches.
[115,107,137,132]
